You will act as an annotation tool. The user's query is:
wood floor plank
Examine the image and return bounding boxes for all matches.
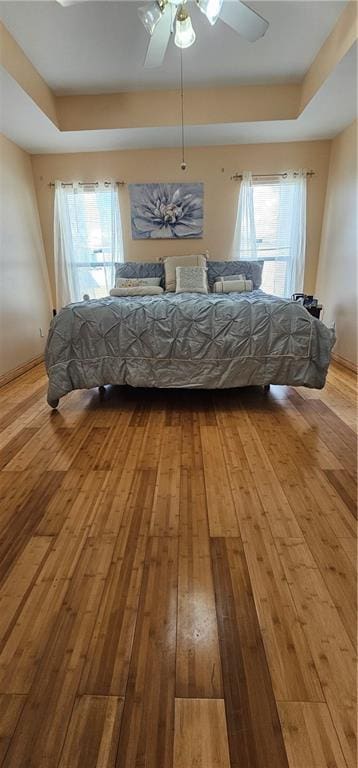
[92,411,135,470]
[181,407,203,470]
[278,701,348,768]
[0,535,52,642]
[211,537,289,768]
[242,406,357,648]
[249,466,303,538]
[0,468,46,530]
[338,537,357,569]
[0,695,26,765]
[2,534,116,768]
[0,480,101,693]
[115,536,178,768]
[277,399,345,471]
[173,698,231,768]
[137,405,166,470]
[230,486,323,702]
[80,470,156,696]
[274,469,356,649]
[200,426,239,537]
[58,695,124,768]
[0,383,47,432]
[150,425,181,536]
[218,425,250,473]
[70,426,110,471]
[0,470,65,587]
[324,470,357,519]
[102,426,147,496]
[277,538,356,768]
[0,400,48,452]
[0,428,39,471]
[176,468,223,698]
[2,423,73,473]
[278,701,347,768]
[288,398,357,474]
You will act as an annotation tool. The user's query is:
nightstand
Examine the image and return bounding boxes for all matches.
[306,304,322,319]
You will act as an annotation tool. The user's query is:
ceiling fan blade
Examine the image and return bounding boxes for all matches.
[220,0,269,42]
[144,8,172,68]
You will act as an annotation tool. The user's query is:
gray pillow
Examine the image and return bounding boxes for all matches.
[110,286,164,296]
[175,266,208,294]
[115,277,161,288]
[207,261,263,289]
[115,262,165,287]
[219,273,246,281]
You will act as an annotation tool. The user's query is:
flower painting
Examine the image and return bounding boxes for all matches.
[129,183,203,240]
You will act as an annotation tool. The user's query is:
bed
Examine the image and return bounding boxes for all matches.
[45,260,335,408]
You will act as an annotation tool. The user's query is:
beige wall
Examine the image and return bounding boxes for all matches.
[32,139,331,303]
[0,22,58,127]
[315,120,357,368]
[0,134,52,377]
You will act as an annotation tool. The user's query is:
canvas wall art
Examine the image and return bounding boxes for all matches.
[128,182,204,240]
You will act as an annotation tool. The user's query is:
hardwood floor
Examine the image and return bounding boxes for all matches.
[0,362,356,768]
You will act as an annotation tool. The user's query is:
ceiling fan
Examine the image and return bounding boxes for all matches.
[55,0,269,69]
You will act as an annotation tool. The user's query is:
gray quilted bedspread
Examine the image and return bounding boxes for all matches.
[45,291,335,403]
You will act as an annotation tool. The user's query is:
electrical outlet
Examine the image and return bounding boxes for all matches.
[39,327,44,338]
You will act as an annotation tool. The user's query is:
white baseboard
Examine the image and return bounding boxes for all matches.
[0,354,44,388]
[331,352,357,374]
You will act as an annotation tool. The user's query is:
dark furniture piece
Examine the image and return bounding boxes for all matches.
[306,304,322,319]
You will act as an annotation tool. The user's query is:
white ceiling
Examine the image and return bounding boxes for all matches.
[0,0,347,93]
[1,43,356,153]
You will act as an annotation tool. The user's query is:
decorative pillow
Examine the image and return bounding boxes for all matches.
[175,266,208,294]
[110,286,164,297]
[219,273,246,282]
[115,277,161,288]
[213,279,253,293]
[164,254,207,292]
[115,262,165,287]
[207,261,263,289]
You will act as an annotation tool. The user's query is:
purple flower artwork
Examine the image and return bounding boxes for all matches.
[129,183,203,240]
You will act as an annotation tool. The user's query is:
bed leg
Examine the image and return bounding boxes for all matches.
[48,398,59,409]
[263,384,270,393]
[98,385,106,398]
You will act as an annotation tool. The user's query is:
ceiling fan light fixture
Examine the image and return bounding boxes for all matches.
[197,0,223,26]
[138,1,165,36]
[174,6,196,49]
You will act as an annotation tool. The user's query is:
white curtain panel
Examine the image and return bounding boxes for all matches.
[232,171,257,260]
[54,180,77,309]
[233,169,307,297]
[284,170,307,297]
[54,181,123,309]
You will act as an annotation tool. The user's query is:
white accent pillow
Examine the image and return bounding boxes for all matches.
[164,254,207,292]
[175,266,208,294]
[115,277,161,288]
[213,279,253,293]
[110,286,164,296]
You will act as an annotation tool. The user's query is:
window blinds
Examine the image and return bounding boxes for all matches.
[54,182,123,306]
[253,182,292,297]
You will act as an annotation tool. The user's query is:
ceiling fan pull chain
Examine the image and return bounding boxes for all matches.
[180,48,186,171]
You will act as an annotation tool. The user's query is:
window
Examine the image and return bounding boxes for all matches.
[253,181,292,297]
[54,182,123,308]
[234,171,307,298]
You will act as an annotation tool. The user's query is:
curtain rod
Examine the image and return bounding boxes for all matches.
[48,181,125,188]
[231,170,315,181]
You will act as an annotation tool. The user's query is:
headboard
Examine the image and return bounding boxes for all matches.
[114,260,263,290]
